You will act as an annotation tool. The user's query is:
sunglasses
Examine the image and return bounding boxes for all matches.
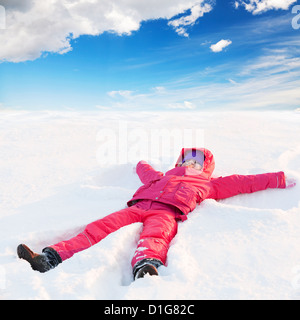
[181,159,203,170]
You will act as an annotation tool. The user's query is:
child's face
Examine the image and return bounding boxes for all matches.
[181,159,203,171]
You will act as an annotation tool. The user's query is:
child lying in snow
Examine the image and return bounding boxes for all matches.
[17,148,296,279]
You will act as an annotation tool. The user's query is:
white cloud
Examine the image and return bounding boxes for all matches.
[236,0,297,14]
[0,0,214,63]
[210,39,232,53]
[153,86,166,93]
[228,78,238,84]
[240,53,300,76]
[167,101,196,109]
[95,105,110,110]
[234,1,240,9]
[168,1,213,37]
[108,90,135,99]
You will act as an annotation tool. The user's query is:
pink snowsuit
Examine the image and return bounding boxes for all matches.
[49,148,286,270]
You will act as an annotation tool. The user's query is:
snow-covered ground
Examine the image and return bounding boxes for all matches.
[0,110,300,300]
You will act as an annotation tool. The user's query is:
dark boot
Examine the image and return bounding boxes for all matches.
[133,258,162,280]
[17,244,62,273]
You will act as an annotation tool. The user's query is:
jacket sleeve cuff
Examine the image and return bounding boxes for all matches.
[275,171,286,189]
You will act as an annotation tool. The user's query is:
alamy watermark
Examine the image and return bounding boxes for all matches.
[0,5,5,30]
[96,121,204,166]
[292,4,300,30]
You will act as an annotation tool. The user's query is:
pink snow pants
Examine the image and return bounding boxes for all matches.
[49,200,180,268]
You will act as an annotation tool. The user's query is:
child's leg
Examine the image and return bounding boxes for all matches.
[131,209,178,270]
[49,206,142,261]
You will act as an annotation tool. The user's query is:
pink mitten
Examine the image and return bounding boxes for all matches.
[285,177,296,188]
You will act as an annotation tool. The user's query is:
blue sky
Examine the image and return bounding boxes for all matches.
[0,0,300,111]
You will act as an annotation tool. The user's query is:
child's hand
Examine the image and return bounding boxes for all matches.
[285,176,296,188]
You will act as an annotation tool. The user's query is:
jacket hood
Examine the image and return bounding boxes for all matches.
[175,148,215,179]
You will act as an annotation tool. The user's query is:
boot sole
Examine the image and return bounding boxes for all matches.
[17,244,49,273]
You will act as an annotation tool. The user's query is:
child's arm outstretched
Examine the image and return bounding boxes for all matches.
[135,160,164,185]
[209,171,292,200]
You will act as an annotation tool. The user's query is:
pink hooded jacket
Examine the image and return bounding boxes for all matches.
[127,148,286,221]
